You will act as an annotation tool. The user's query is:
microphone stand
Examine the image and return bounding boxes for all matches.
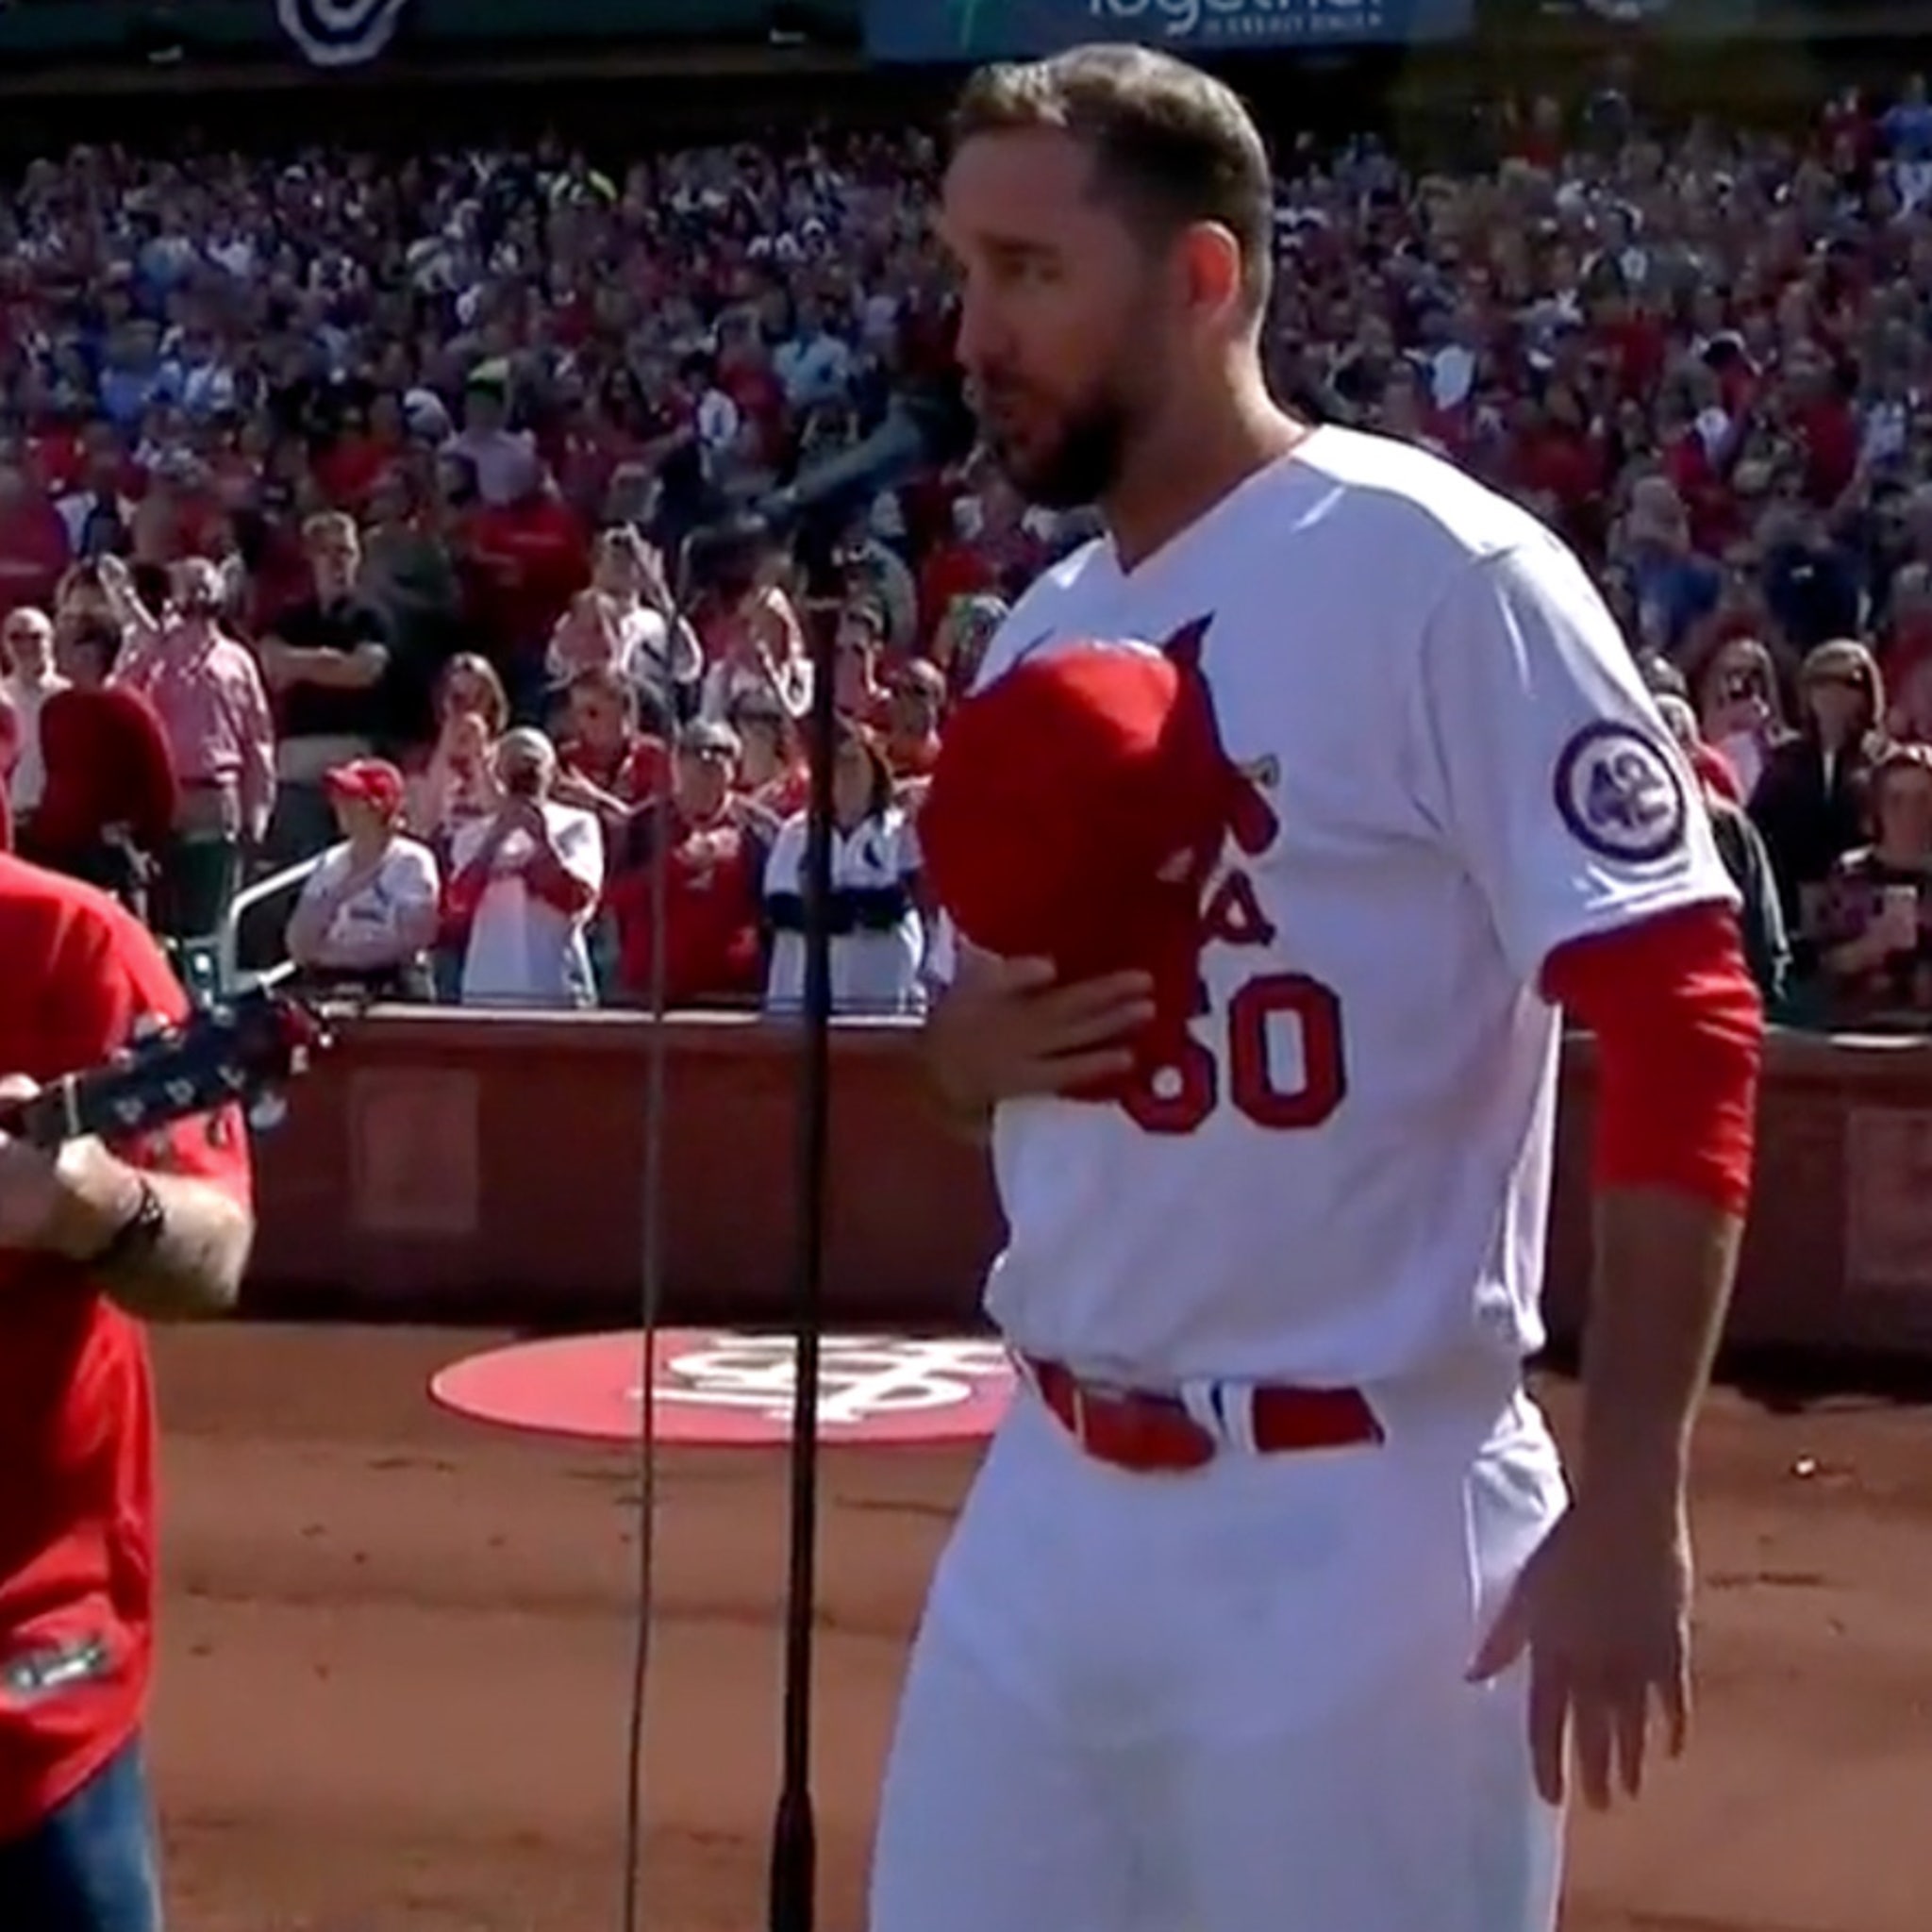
[687,379,975,1929]
[766,512,841,1932]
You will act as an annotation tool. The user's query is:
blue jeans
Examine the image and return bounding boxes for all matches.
[0,1738,164,1932]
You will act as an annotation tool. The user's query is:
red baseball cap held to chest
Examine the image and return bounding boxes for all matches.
[918,641,1236,1058]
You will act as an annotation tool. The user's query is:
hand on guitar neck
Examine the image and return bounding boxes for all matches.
[0,989,330,1321]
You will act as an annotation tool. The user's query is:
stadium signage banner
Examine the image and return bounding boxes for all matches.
[864,0,1474,61]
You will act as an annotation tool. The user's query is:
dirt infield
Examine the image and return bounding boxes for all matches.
[147,1324,1932,1932]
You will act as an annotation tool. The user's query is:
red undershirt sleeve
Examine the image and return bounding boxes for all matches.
[1541,902,1764,1215]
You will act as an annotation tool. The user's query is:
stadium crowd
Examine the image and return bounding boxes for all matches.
[6,75,1932,1025]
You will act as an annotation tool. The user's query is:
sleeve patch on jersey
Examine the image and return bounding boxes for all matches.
[1552,721,1688,865]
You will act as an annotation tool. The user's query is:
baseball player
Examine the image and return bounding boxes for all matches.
[0,850,255,1929]
[873,45,1763,1932]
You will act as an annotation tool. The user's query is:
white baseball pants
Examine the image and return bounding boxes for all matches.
[869,1370,1567,1932]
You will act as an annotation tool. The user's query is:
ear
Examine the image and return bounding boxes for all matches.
[1174,222,1248,328]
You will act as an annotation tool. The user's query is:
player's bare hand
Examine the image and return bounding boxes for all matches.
[0,1075,134,1258]
[926,954,1157,1110]
[1467,1499,1692,1812]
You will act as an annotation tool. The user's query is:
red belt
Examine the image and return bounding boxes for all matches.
[1023,1357,1383,1474]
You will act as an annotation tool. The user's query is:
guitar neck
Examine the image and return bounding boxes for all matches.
[0,990,325,1160]
[7,1080,92,1156]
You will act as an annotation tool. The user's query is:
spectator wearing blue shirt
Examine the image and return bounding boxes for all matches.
[1618,475,1720,655]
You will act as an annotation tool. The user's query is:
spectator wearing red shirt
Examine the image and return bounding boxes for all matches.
[1637,652,1746,808]
[606,720,769,1010]
[1508,378,1610,554]
[716,324,790,476]
[885,658,946,784]
[0,458,72,623]
[19,614,177,916]
[914,503,999,649]
[312,396,408,512]
[0,855,254,1926]
[1510,94,1566,171]
[1786,348,1862,507]
[727,691,810,824]
[125,456,224,575]
[553,667,670,828]
[1588,282,1668,406]
[1883,561,1932,737]
[464,467,591,725]
[0,686,16,831]
[1822,87,1878,175]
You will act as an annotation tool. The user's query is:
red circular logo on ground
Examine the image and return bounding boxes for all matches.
[430,1330,1017,1447]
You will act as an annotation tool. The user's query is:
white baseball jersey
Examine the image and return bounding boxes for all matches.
[763,804,927,1017]
[452,800,604,1008]
[969,425,1736,1390]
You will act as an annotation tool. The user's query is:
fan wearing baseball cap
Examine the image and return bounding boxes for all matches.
[872,42,1762,1932]
[283,758,441,1002]
[0,853,254,1928]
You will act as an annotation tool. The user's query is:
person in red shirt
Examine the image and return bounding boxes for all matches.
[1785,350,1860,508]
[605,719,769,1010]
[0,855,255,1929]
[1883,562,1932,739]
[885,658,946,784]
[17,614,177,916]
[1508,379,1609,555]
[463,471,591,723]
[1588,284,1668,408]
[727,691,810,824]
[552,666,670,828]
[0,458,72,623]
[916,495,1001,645]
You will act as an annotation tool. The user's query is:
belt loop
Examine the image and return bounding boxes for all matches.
[1216,1383,1260,1456]
[1177,1380,1225,1445]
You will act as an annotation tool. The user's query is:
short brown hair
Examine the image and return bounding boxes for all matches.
[951,43,1274,321]
[568,664,636,715]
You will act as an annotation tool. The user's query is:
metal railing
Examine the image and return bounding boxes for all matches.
[213,855,321,999]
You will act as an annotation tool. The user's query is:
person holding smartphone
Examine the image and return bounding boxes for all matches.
[441,728,604,1008]
[1815,742,1932,1026]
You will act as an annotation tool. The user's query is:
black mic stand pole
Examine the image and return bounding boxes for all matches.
[766,511,841,1932]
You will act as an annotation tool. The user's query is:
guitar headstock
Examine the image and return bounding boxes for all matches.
[6,988,333,1155]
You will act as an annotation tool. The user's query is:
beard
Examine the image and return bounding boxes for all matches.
[978,375,1135,510]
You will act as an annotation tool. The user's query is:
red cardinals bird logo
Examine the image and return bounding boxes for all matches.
[1161,615,1279,865]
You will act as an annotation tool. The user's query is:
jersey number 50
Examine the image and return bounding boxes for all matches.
[1120,972,1348,1137]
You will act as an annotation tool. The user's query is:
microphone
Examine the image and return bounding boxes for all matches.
[694,378,978,552]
